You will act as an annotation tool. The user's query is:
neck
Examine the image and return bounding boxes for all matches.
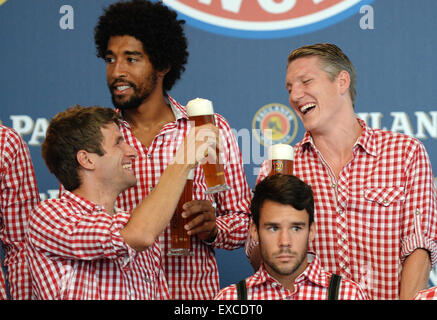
[314,119,361,152]
[310,115,362,178]
[122,90,174,130]
[72,182,119,215]
[265,259,309,292]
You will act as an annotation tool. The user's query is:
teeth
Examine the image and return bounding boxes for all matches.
[116,85,131,91]
[122,164,132,169]
[300,103,316,114]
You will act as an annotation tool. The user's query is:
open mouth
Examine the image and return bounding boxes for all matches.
[122,163,132,170]
[113,85,132,95]
[111,80,136,95]
[116,85,131,91]
[299,103,316,115]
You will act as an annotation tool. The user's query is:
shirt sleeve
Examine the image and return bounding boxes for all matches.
[1,127,40,300]
[400,140,437,266]
[208,114,251,250]
[26,200,135,263]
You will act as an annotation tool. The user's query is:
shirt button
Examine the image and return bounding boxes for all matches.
[338,209,344,215]
[416,210,421,215]
[331,183,337,188]
[383,199,388,204]
[147,154,152,159]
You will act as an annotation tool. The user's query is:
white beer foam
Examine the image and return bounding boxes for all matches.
[186,98,214,116]
[270,144,293,160]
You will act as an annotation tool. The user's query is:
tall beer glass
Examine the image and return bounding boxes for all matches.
[269,144,294,176]
[169,169,194,256]
[186,98,231,194]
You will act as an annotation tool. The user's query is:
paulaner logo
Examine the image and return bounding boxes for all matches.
[162,0,375,38]
[0,0,8,6]
[253,103,298,146]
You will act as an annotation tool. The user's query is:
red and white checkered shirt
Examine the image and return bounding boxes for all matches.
[215,254,368,300]
[116,96,251,299]
[413,286,437,300]
[26,190,168,300]
[255,119,437,300]
[0,125,39,300]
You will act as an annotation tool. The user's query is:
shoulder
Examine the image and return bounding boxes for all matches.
[31,198,79,221]
[214,283,238,300]
[0,125,27,156]
[371,127,424,150]
[33,198,69,215]
[214,113,233,130]
[0,124,21,141]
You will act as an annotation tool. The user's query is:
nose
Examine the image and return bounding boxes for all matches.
[123,141,138,159]
[108,59,127,80]
[278,229,291,248]
[289,83,304,106]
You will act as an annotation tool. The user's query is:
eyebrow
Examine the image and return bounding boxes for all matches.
[263,221,307,227]
[105,50,143,57]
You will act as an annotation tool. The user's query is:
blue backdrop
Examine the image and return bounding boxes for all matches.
[1,0,436,290]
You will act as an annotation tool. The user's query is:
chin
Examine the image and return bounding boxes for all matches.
[112,95,143,111]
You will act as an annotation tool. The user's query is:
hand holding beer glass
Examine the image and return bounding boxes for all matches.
[186,98,231,194]
[268,143,294,176]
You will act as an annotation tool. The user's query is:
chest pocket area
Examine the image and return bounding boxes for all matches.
[362,187,405,231]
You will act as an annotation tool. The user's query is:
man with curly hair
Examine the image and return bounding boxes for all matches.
[94,0,251,299]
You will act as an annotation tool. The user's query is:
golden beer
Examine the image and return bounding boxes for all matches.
[269,159,293,176]
[269,144,294,176]
[186,98,231,194]
[169,170,194,256]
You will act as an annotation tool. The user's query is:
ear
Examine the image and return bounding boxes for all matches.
[336,70,351,96]
[250,219,260,244]
[76,150,96,170]
[157,66,171,78]
[308,222,316,243]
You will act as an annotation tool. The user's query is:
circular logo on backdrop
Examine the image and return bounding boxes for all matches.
[0,0,8,6]
[252,103,298,146]
[162,0,375,39]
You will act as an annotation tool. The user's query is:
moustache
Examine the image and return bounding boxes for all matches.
[274,249,296,257]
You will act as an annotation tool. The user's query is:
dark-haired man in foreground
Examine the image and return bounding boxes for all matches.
[216,174,367,300]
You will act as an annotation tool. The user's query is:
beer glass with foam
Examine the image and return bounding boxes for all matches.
[186,98,231,194]
[269,144,294,176]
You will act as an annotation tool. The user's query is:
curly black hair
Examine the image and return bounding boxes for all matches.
[94,0,188,92]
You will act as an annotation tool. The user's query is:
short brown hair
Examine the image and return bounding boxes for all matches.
[287,43,357,106]
[250,174,314,229]
[42,106,121,191]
